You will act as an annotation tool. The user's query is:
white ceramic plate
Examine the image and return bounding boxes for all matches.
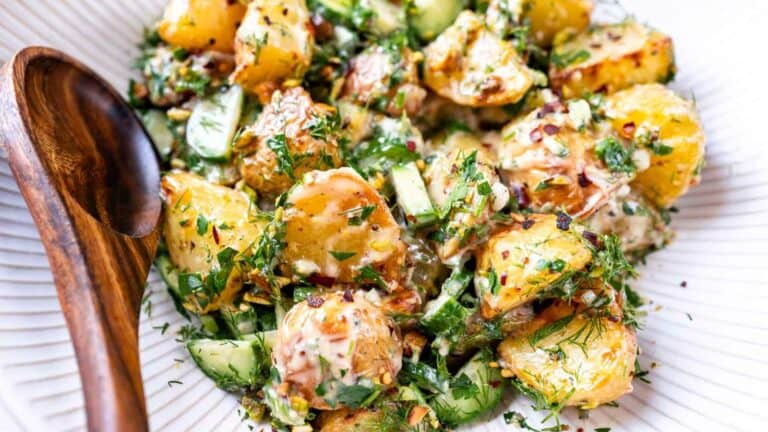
[1,1,767,430]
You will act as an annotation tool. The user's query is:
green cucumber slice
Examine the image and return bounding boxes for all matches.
[391,162,437,228]
[186,85,244,162]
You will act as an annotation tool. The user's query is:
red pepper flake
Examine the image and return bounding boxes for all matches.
[343,289,354,302]
[582,231,600,247]
[621,121,636,138]
[406,139,417,152]
[522,219,535,230]
[500,273,508,285]
[501,250,510,260]
[212,225,220,245]
[556,212,572,230]
[680,281,687,288]
[577,171,592,188]
[306,295,325,308]
[489,380,501,388]
[539,101,563,117]
[543,124,560,135]
[529,126,544,143]
[208,38,216,46]
[607,31,622,41]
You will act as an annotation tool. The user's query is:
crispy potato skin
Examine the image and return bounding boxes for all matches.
[235,87,342,196]
[498,303,637,409]
[498,100,634,218]
[160,172,264,312]
[232,0,313,91]
[423,11,533,107]
[475,214,592,319]
[341,45,426,117]
[604,84,705,207]
[157,0,245,53]
[524,0,593,47]
[316,408,385,431]
[549,21,675,98]
[274,292,402,410]
[282,168,406,287]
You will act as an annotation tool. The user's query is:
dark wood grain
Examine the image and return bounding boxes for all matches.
[0,47,161,432]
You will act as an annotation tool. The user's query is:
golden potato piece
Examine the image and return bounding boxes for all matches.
[282,168,406,287]
[524,0,593,47]
[273,291,402,410]
[423,11,533,107]
[316,408,385,431]
[425,132,509,263]
[341,44,426,117]
[549,21,675,98]
[157,0,246,53]
[604,83,705,207]
[235,87,343,196]
[160,172,264,312]
[475,214,592,319]
[499,302,637,409]
[498,99,635,218]
[232,0,314,91]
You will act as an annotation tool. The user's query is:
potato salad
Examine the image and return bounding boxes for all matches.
[131,0,705,429]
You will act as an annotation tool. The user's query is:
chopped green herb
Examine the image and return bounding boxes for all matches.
[196,214,209,235]
[329,251,356,261]
[267,134,295,179]
[596,136,635,173]
[550,49,590,68]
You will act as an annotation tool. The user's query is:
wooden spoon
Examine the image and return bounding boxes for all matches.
[0,47,160,431]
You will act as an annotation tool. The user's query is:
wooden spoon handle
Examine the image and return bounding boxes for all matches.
[0,48,161,431]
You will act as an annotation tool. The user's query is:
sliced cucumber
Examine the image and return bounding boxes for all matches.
[408,0,464,41]
[441,268,473,297]
[430,350,505,427]
[391,162,437,228]
[154,254,180,295]
[187,336,271,391]
[221,303,259,339]
[420,294,469,335]
[186,85,244,162]
[399,361,449,394]
[140,109,175,161]
[366,0,406,35]
[199,314,220,334]
[316,0,406,35]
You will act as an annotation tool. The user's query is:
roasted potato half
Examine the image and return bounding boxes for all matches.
[282,168,407,288]
[549,21,675,98]
[273,291,402,410]
[160,172,264,313]
[604,83,705,207]
[524,0,594,47]
[498,302,637,409]
[235,87,343,197]
[423,11,534,107]
[475,214,592,319]
[157,0,246,53]
[425,132,509,263]
[341,43,426,117]
[232,0,314,92]
[498,98,635,218]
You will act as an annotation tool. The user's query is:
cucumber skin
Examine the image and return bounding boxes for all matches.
[391,162,437,228]
[430,350,505,427]
[420,295,469,334]
[186,337,271,392]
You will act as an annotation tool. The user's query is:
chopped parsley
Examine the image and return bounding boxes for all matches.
[596,136,635,173]
[341,204,376,226]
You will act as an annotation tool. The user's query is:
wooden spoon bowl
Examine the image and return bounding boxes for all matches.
[0,47,160,431]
